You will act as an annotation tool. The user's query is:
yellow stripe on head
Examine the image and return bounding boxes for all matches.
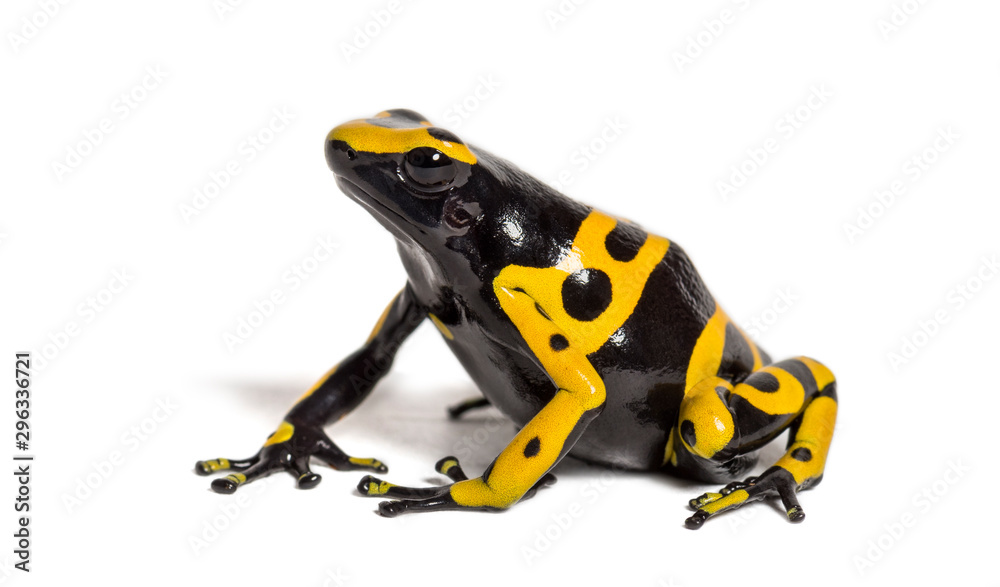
[327,111,477,165]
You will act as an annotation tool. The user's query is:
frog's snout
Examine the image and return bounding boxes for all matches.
[324,134,356,175]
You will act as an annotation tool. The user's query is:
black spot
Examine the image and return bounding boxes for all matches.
[523,437,541,458]
[681,420,696,448]
[791,447,813,462]
[604,222,646,263]
[749,372,781,393]
[561,268,612,321]
[549,334,569,351]
[428,127,464,145]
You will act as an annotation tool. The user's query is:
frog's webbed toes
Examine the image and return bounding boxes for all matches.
[196,422,388,493]
[684,466,804,529]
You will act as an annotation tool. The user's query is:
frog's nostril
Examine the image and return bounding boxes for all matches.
[325,139,357,171]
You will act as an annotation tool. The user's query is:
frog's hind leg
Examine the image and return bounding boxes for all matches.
[357,456,557,515]
[679,357,837,528]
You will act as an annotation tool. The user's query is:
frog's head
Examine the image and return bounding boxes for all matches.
[326,109,573,281]
[325,109,483,245]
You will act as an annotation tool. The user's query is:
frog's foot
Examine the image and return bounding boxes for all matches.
[679,356,838,529]
[356,456,557,517]
[195,420,387,494]
[446,397,491,419]
[685,466,809,529]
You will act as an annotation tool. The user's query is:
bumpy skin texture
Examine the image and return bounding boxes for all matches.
[196,109,838,527]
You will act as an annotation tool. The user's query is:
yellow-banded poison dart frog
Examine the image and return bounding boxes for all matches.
[195,109,838,528]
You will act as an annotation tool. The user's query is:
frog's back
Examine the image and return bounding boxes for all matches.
[463,212,761,471]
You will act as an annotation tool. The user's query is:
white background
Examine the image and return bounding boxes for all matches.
[2,1,999,585]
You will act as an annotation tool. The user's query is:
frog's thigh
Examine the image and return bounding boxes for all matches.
[732,357,837,486]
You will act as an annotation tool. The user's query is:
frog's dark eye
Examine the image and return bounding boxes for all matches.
[403,147,456,192]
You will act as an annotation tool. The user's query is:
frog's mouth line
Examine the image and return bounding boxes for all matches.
[334,176,421,240]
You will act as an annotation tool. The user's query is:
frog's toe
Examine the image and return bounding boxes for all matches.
[297,473,323,490]
[357,475,394,497]
[289,456,323,489]
[194,455,258,476]
[313,445,387,473]
[356,474,451,500]
[377,500,406,517]
[687,478,755,510]
[210,477,239,494]
[434,456,469,481]
[344,457,388,474]
[208,460,278,494]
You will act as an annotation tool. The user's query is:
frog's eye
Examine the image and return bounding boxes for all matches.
[403,147,456,192]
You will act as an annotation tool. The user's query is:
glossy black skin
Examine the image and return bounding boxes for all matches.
[325,118,765,478]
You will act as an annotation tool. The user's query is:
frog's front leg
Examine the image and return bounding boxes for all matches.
[195,285,425,493]
[359,285,607,515]
[361,378,602,515]
[677,357,837,528]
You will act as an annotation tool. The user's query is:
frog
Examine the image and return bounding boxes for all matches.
[195,109,838,528]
